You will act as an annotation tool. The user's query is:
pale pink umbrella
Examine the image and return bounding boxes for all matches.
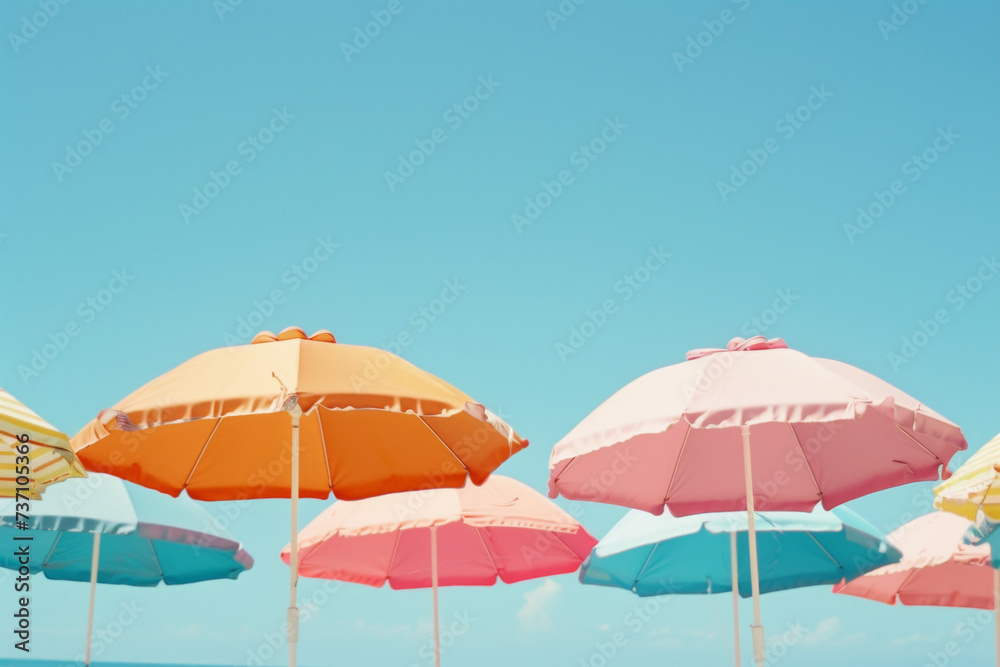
[547,336,967,666]
[833,511,1000,666]
[280,475,596,666]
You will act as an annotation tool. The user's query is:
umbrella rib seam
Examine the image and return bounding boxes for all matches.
[472,525,503,582]
[148,537,166,583]
[787,423,823,503]
[873,408,945,471]
[417,417,470,476]
[182,419,223,489]
[662,425,692,505]
[315,411,334,491]
[547,528,586,560]
[631,541,661,594]
[41,531,63,568]
[803,531,843,571]
[385,529,403,587]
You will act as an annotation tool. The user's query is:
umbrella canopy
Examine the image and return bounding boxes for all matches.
[0,472,252,666]
[581,505,901,597]
[833,511,993,609]
[583,505,899,667]
[282,475,595,667]
[547,335,966,666]
[935,432,1000,521]
[548,336,966,516]
[964,517,1000,568]
[282,475,595,587]
[72,327,527,501]
[1,387,85,499]
[0,472,253,585]
[69,326,527,667]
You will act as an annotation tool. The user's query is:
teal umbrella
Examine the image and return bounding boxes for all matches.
[0,473,253,665]
[581,506,900,666]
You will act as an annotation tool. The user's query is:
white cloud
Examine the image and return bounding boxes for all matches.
[802,617,841,646]
[516,579,562,633]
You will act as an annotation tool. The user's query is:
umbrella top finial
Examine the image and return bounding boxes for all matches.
[685,335,788,361]
[251,327,337,344]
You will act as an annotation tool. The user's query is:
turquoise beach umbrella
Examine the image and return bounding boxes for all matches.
[0,473,253,665]
[580,506,900,666]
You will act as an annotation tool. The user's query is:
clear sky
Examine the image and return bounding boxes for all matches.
[1,1,999,665]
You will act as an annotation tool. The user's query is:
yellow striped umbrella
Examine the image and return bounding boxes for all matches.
[935,433,1000,520]
[0,388,86,498]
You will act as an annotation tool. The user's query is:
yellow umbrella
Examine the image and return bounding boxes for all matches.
[0,387,86,498]
[935,432,1000,520]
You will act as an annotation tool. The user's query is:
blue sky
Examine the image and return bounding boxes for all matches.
[1,1,999,665]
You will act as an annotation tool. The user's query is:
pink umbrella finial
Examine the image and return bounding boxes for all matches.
[685,336,789,361]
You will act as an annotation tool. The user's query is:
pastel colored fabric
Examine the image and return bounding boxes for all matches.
[964,517,1000,568]
[832,511,994,609]
[281,475,596,587]
[0,387,86,499]
[0,472,253,585]
[548,336,967,516]
[581,505,901,597]
[935,432,1000,520]
[71,327,528,501]
[70,326,527,667]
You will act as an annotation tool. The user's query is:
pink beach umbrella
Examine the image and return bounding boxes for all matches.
[280,475,596,666]
[548,336,967,666]
[833,511,1000,666]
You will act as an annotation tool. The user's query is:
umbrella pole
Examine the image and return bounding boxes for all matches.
[84,532,101,667]
[731,530,740,667]
[289,406,303,667]
[741,424,765,667]
[994,568,999,667]
[431,525,441,667]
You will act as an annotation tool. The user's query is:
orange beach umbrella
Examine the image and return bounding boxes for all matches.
[71,326,527,667]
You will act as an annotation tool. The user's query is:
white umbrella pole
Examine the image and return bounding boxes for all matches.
[84,532,101,667]
[431,525,441,667]
[994,568,999,667]
[289,406,302,667]
[731,530,740,667]
[741,424,765,667]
